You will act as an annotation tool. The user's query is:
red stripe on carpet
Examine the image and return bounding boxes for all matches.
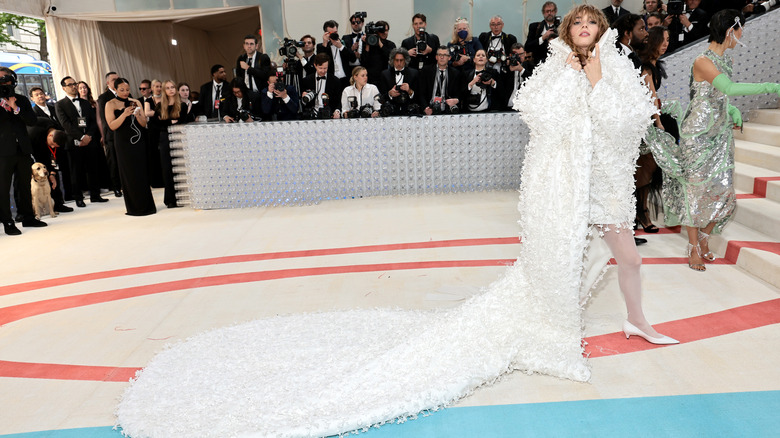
[0,360,139,382]
[736,176,780,199]
[0,237,520,297]
[723,241,780,264]
[0,259,514,327]
[585,298,780,357]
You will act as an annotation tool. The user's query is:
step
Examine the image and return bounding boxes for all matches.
[733,162,778,197]
[748,108,780,127]
[733,197,780,240]
[733,123,780,147]
[735,139,780,173]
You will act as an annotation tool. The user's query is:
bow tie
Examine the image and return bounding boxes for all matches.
[395,70,403,75]
[317,76,326,81]
[491,35,501,40]
[72,98,78,102]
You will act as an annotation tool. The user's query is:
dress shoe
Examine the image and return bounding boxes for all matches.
[114,190,123,197]
[22,218,47,227]
[165,202,180,208]
[54,204,74,213]
[76,199,86,208]
[623,320,679,345]
[3,222,21,235]
[634,237,647,246]
[91,196,109,203]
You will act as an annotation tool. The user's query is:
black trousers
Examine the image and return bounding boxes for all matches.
[104,135,122,191]
[0,151,33,223]
[68,143,102,201]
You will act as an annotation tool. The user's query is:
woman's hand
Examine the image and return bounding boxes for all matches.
[566,52,582,71]
[583,45,602,87]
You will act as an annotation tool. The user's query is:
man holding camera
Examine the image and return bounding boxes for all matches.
[317,20,357,90]
[525,2,559,66]
[401,14,441,71]
[666,0,709,53]
[236,34,272,94]
[419,46,464,115]
[300,54,343,119]
[260,71,300,121]
[379,48,419,116]
[361,20,395,86]
[343,12,366,68]
[478,15,517,110]
[506,43,534,109]
[299,35,318,78]
[0,67,47,234]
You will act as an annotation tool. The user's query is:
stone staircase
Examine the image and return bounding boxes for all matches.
[710,108,780,288]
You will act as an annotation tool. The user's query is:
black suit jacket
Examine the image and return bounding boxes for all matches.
[55,96,99,151]
[260,85,300,121]
[667,8,709,52]
[602,6,631,24]
[478,32,518,57]
[316,42,357,78]
[379,67,419,98]
[360,39,396,85]
[301,73,343,105]
[27,117,60,171]
[33,103,61,127]
[300,54,317,78]
[401,32,442,70]
[197,81,231,119]
[0,94,36,156]
[525,21,558,65]
[224,90,262,120]
[236,51,273,93]
[96,89,117,144]
[417,65,465,108]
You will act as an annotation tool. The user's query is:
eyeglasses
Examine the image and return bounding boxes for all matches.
[351,20,362,24]
[139,87,149,90]
[64,83,77,87]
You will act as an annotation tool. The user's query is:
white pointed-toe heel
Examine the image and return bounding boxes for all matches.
[623,320,679,345]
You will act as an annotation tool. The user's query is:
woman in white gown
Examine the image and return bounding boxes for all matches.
[116,5,676,437]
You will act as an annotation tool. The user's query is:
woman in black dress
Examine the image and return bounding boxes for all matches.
[105,78,156,216]
[154,80,191,208]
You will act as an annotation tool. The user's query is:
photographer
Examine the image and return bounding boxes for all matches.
[524,2,559,66]
[343,12,366,68]
[299,35,317,78]
[666,0,709,53]
[478,16,517,74]
[360,20,395,86]
[316,20,357,89]
[379,48,420,116]
[447,18,482,72]
[466,49,496,113]
[260,71,300,121]
[236,34,272,93]
[419,46,464,115]
[603,0,632,24]
[506,43,533,109]
[341,67,381,118]
[300,54,342,119]
[401,14,441,70]
[224,79,261,123]
[641,0,667,22]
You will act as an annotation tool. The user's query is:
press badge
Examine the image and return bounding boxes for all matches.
[214,99,220,109]
[51,159,59,170]
[77,117,87,128]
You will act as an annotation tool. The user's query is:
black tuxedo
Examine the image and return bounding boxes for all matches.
[97,88,121,192]
[27,117,67,208]
[525,21,558,65]
[667,8,709,53]
[602,5,631,24]
[379,67,419,98]
[224,90,262,121]
[401,32,442,70]
[616,41,642,69]
[0,93,37,223]
[33,103,61,127]
[236,51,273,93]
[478,32,518,59]
[342,32,365,64]
[260,85,300,121]
[55,96,102,201]
[418,65,465,109]
[300,54,317,78]
[316,42,357,84]
[197,81,231,120]
[359,39,396,86]
[301,73,343,107]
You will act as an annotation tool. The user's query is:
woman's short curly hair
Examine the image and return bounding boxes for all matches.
[558,4,610,57]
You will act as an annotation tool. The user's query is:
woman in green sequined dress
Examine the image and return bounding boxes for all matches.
[662,10,780,271]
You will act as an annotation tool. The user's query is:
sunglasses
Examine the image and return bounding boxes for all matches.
[351,20,362,24]
[139,87,149,90]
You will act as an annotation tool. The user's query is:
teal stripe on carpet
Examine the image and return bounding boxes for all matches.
[3,391,777,437]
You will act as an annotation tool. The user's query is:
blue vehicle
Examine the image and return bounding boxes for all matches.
[0,52,56,98]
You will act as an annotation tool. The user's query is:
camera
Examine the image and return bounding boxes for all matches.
[667,0,686,15]
[353,11,367,20]
[301,89,316,106]
[508,52,524,66]
[448,45,463,62]
[415,27,427,53]
[278,38,304,58]
[302,93,333,119]
[487,49,506,65]
[329,32,340,42]
[237,108,252,122]
[0,73,17,98]
[475,70,493,88]
[429,97,459,115]
[365,21,386,46]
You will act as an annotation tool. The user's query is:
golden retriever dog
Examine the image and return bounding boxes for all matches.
[31,162,57,220]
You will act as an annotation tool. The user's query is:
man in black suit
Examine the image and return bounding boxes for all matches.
[360,20,395,86]
[260,73,300,121]
[419,46,464,115]
[379,48,419,116]
[30,86,60,127]
[96,71,122,197]
[525,1,560,66]
[343,13,365,69]
[505,43,534,109]
[317,20,357,89]
[479,15,518,109]
[197,64,231,121]
[27,118,72,212]
[401,13,441,71]
[603,0,632,24]
[0,67,47,234]
[300,54,343,119]
[612,14,648,69]
[667,0,710,53]
[235,34,273,94]
[55,76,106,208]
[299,35,318,79]
[223,79,262,122]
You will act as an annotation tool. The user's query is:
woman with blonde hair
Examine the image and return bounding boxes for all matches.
[153,80,191,208]
[340,66,381,117]
[447,17,483,71]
